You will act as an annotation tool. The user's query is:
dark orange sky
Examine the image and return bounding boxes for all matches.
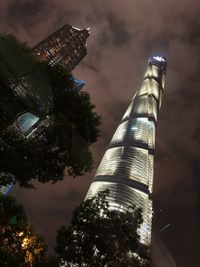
[0,1,200,266]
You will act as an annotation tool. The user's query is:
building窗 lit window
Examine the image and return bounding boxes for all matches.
[17,112,39,134]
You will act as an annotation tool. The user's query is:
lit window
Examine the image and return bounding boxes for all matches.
[96,147,124,176]
[128,118,155,149]
[138,79,159,100]
[144,65,159,79]
[17,112,39,133]
[111,121,128,144]
[161,74,165,89]
[152,65,159,78]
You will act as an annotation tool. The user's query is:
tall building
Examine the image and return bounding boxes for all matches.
[72,78,86,92]
[32,24,90,73]
[0,24,89,194]
[86,56,167,246]
[9,24,89,139]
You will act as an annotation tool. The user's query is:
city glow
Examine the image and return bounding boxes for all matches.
[21,237,29,248]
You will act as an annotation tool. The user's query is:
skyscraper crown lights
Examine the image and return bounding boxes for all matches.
[153,56,165,62]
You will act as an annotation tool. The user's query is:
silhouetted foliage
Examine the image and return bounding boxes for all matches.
[0,34,101,188]
[55,190,150,267]
[0,124,94,188]
[0,195,47,267]
[45,63,101,144]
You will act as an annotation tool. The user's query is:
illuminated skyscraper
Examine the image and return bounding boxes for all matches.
[86,56,167,246]
[33,24,90,73]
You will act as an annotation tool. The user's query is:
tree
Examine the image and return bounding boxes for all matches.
[0,34,101,187]
[44,63,101,144]
[55,190,150,267]
[0,194,47,267]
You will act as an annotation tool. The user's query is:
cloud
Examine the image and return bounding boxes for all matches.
[6,0,46,26]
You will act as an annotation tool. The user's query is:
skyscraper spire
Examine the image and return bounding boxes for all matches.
[86,56,167,246]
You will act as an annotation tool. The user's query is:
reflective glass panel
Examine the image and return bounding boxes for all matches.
[17,112,39,133]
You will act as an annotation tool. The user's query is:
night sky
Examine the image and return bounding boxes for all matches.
[0,1,200,266]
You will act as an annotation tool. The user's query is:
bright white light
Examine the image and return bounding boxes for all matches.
[72,26,81,31]
[153,56,165,62]
[18,232,24,237]
[131,126,138,130]
[86,27,91,33]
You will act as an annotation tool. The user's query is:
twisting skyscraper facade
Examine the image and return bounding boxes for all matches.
[86,56,167,246]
